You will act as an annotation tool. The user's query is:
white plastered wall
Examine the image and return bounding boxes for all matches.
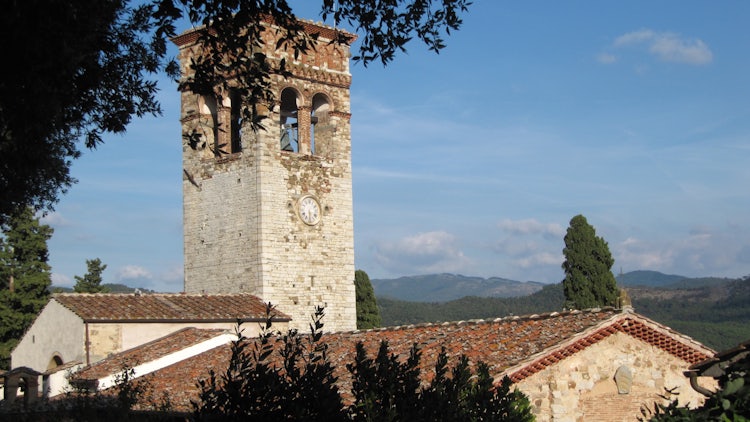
[11,299,85,372]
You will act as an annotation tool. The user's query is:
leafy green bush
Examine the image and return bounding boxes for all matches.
[194,305,534,421]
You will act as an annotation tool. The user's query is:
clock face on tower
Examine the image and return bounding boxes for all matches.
[298,195,321,225]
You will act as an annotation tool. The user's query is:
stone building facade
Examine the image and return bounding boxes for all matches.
[71,307,717,421]
[173,20,357,332]
[10,293,286,374]
[512,331,712,421]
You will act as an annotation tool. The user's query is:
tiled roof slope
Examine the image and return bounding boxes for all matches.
[53,293,290,322]
[74,327,230,380]
[88,308,713,412]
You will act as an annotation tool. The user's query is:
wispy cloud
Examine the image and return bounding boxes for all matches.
[597,53,617,64]
[115,265,153,281]
[610,29,713,65]
[498,218,565,238]
[614,224,749,277]
[51,273,72,288]
[40,212,72,228]
[493,218,565,279]
[374,231,472,275]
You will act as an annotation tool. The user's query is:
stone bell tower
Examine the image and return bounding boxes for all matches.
[173,20,356,332]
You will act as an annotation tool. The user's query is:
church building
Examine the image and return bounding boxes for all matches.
[3,17,723,421]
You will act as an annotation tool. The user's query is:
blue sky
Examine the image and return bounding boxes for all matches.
[44,1,750,292]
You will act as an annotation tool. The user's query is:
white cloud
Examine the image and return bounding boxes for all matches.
[374,231,472,275]
[492,218,566,280]
[497,218,565,238]
[51,273,73,287]
[115,265,153,281]
[597,53,617,64]
[39,212,72,227]
[159,265,184,283]
[515,252,563,269]
[613,226,748,277]
[614,29,657,46]
[612,29,713,65]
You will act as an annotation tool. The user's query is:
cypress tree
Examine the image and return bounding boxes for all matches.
[0,207,53,368]
[355,270,381,329]
[561,214,618,310]
[74,258,109,293]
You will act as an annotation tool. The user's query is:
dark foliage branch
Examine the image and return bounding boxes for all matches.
[194,304,533,421]
[0,1,170,223]
[1,0,470,224]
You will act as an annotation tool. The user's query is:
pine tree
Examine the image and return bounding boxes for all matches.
[74,258,109,293]
[561,214,618,310]
[0,207,53,369]
[355,270,381,329]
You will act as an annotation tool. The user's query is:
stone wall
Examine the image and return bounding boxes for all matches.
[178,21,356,332]
[516,332,715,422]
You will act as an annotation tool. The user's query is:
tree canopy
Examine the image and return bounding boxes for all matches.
[0,208,53,369]
[355,269,381,329]
[561,214,619,309]
[74,258,110,293]
[1,0,471,224]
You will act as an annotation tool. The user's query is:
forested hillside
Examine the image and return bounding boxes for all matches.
[378,277,750,351]
[371,273,544,302]
[631,277,750,350]
[379,283,564,326]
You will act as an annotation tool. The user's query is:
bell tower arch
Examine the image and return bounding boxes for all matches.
[174,20,356,332]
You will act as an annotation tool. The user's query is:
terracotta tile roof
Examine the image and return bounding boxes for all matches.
[506,311,713,382]
[53,293,290,322]
[73,327,231,381]
[78,308,714,412]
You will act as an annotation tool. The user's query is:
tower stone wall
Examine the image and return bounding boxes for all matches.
[175,20,356,332]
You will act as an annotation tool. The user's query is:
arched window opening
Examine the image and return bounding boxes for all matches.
[199,94,219,154]
[229,89,242,153]
[280,88,299,152]
[311,94,331,156]
[47,354,63,370]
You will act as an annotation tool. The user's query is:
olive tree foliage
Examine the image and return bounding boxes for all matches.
[74,258,110,293]
[355,269,381,329]
[1,0,471,225]
[561,214,619,310]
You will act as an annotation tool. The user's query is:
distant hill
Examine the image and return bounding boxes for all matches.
[375,274,750,351]
[373,271,731,303]
[615,270,686,287]
[371,273,544,302]
[616,270,736,290]
[378,283,565,327]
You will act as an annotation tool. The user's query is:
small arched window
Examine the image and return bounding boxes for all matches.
[199,94,219,153]
[280,88,300,152]
[229,89,242,153]
[47,354,63,370]
[310,93,331,156]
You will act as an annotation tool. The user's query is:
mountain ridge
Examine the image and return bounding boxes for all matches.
[371,270,732,303]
